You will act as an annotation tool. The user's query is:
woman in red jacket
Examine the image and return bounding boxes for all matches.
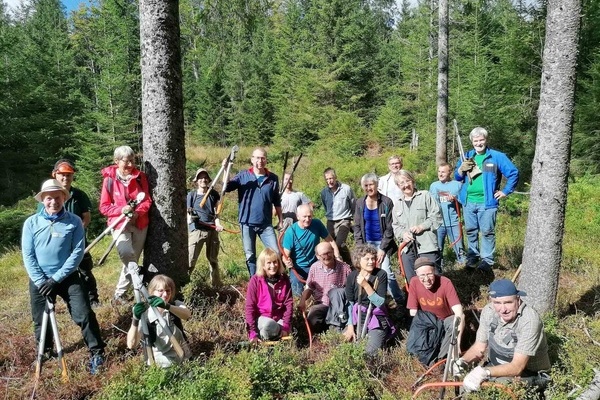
[245,248,293,343]
[99,145,152,304]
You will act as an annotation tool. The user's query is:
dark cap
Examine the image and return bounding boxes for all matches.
[414,257,436,270]
[489,279,526,298]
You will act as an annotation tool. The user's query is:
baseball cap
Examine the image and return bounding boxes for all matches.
[489,279,527,298]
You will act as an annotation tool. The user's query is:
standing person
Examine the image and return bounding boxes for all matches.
[187,168,223,287]
[282,204,342,295]
[279,173,313,227]
[320,167,355,265]
[429,163,466,267]
[456,279,550,394]
[392,170,442,283]
[23,179,105,374]
[99,146,152,304]
[406,258,464,365]
[455,127,519,271]
[245,248,293,343]
[378,155,403,200]
[127,274,191,368]
[298,242,352,334]
[41,159,100,307]
[343,244,395,355]
[225,147,283,277]
[353,173,404,307]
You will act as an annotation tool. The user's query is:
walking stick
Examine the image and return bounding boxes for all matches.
[359,278,379,340]
[97,192,146,266]
[356,285,362,341]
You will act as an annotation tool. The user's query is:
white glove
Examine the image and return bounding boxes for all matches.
[451,358,468,377]
[463,366,488,392]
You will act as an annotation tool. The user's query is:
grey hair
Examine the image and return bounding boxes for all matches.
[394,169,416,186]
[360,172,379,187]
[388,155,403,164]
[469,127,488,140]
[113,146,135,161]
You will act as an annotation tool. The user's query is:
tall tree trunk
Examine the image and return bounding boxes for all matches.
[140,0,189,289]
[520,0,581,314]
[435,0,448,164]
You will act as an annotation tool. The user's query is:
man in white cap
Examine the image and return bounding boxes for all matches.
[456,278,550,393]
[187,168,223,286]
[22,179,105,374]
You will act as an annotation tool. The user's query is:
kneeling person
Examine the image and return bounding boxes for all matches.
[407,258,464,366]
[458,279,550,393]
[299,242,352,334]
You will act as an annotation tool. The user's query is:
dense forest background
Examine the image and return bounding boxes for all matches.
[1,0,599,207]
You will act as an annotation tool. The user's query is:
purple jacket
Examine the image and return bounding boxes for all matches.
[245,274,293,340]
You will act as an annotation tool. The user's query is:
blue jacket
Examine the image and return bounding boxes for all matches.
[226,168,281,226]
[22,210,85,286]
[454,147,519,209]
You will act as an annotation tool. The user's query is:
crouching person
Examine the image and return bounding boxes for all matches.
[127,275,191,367]
[406,257,464,366]
[23,179,105,374]
[245,248,293,343]
[298,242,352,334]
[343,244,396,355]
[457,279,551,395]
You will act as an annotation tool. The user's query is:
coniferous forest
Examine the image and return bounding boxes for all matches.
[1,0,600,207]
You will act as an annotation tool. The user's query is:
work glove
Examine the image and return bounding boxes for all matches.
[39,278,58,296]
[459,159,476,174]
[463,366,488,392]
[148,295,170,310]
[132,302,148,320]
[451,358,468,377]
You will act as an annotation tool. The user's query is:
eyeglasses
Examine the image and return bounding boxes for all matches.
[417,273,435,280]
[119,159,134,165]
[317,251,333,257]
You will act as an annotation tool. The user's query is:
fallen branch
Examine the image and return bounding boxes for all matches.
[582,317,600,347]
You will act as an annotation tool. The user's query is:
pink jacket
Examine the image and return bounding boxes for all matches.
[99,165,152,230]
[245,274,293,340]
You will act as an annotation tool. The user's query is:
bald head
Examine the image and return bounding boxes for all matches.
[316,242,335,268]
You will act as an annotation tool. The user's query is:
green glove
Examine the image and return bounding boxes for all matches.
[459,159,475,174]
[148,295,170,310]
[132,302,148,320]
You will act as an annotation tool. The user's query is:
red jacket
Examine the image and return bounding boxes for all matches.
[99,165,152,230]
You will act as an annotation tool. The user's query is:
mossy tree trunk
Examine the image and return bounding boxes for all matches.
[140,0,189,289]
[520,0,581,314]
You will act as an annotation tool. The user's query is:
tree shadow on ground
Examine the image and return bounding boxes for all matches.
[562,284,600,318]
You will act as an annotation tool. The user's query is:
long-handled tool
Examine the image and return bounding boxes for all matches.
[358,277,379,340]
[31,298,69,399]
[437,191,464,264]
[215,145,239,216]
[439,315,461,399]
[454,119,482,181]
[97,192,146,266]
[279,153,304,195]
[126,262,185,360]
[133,286,155,366]
[85,214,127,254]
[202,145,238,211]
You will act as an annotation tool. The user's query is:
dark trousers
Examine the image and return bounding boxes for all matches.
[29,273,105,355]
[326,219,353,265]
[79,252,99,303]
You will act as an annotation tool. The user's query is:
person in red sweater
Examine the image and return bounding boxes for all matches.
[99,146,152,304]
[245,248,293,343]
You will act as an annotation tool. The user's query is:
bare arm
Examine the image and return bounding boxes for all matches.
[81,211,91,229]
[487,353,530,378]
[127,321,141,349]
[323,235,342,260]
[461,341,487,364]
[169,304,192,321]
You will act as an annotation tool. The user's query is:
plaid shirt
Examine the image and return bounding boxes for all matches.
[305,260,352,306]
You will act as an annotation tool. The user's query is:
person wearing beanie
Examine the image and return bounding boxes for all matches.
[456,279,550,394]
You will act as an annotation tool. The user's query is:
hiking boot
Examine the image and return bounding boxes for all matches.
[477,261,493,271]
[89,354,104,375]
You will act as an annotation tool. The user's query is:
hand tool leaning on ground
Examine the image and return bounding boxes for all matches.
[126,262,185,361]
[200,144,239,211]
[357,277,379,341]
[97,192,146,265]
[31,297,69,399]
[454,119,482,181]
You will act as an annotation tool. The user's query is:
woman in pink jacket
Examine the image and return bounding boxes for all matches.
[99,145,152,304]
[245,248,293,342]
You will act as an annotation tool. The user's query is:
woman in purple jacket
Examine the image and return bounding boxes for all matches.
[245,248,293,343]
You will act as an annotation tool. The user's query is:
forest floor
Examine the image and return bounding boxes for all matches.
[1,145,599,399]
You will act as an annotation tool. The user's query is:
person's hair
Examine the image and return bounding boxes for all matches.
[323,167,336,177]
[438,162,452,169]
[388,155,403,164]
[360,172,379,187]
[148,274,176,302]
[252,147,267,157]
[256,248,285,276]
[469,127,488,140]
[114,146,135,161]
[394,169,416,186]
[296,203,313,217]
[351,244,379,270]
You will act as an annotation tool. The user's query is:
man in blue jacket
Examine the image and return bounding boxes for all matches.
[455,127,519,271]
[225,148,283,276]
[22,179,105,374]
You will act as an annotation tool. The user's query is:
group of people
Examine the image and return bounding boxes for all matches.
[21,127,550,394]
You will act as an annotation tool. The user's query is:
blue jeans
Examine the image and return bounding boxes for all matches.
[289,264,309,296]
[368,240,405,305]
[437,224,466,263]
[464,202,497,266]
[241,224,279,276]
